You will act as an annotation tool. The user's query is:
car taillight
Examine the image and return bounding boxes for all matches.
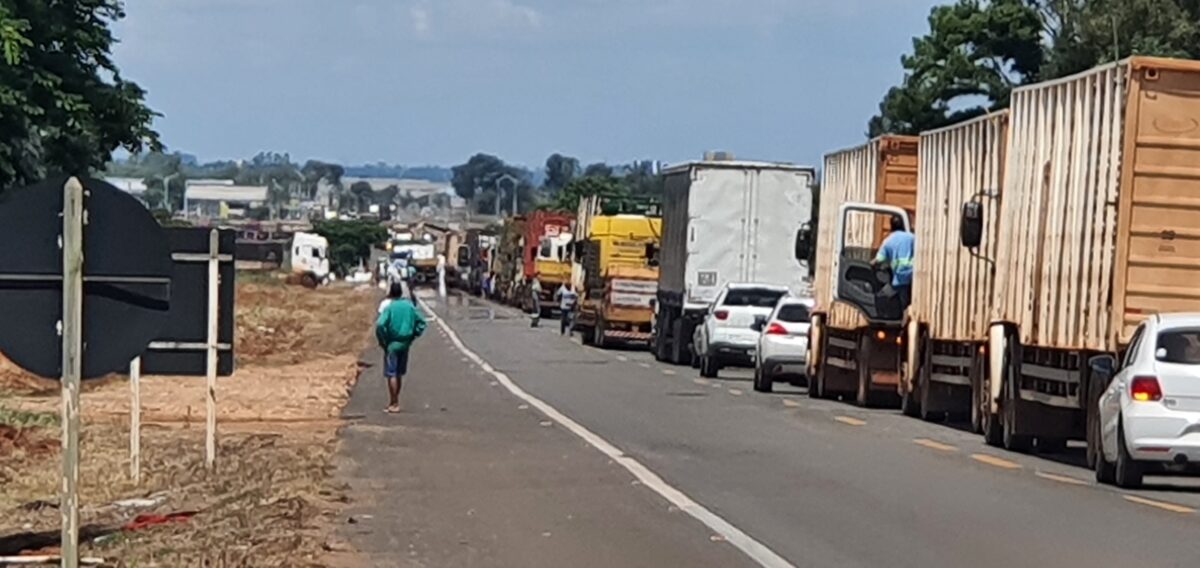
[1130,376,1163,402]
[766,323,788,335]
[714,310,729,321]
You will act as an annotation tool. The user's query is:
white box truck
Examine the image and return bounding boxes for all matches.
[653,159,815,365]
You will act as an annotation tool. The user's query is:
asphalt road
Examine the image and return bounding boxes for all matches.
[399,293,1200,568]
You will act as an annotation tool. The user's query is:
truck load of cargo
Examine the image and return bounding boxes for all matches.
[653,157,815,366]
[492,217,527,304]
[516,211,575,315]
[950,57,1200,461]
[808,135,918,406]
[570,195,662,348]
[903,111,1008,424]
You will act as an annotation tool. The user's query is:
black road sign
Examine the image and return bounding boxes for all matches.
[140,228,236,376]
[0,177,172,379]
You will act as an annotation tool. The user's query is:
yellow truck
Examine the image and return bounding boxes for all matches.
[571,196,662,348]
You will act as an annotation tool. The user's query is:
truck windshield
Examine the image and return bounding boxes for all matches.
[1156,329,1200,364]
[776,304,811,323]
[722,289,786,308]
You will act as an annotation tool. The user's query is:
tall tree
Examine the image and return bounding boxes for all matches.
[552,176,630,212]
[583,162,614,178]
[0,1,159,192]
[348,181,374,213]
[450,153,531,213]
[543,153,580,194]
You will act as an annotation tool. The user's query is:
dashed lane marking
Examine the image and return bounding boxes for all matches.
[419,300,795,568]
[834,416,866,427]
[662,369,677,376]
[782,400,801,408]
[728,389,744,396]
[693,378,709,386]
[639,362,651,368]
[913,439,957,452]
[970,454,1022,470]
[1123,495,1196,514]
[1034,471,1088,486]
[617,355,629,362]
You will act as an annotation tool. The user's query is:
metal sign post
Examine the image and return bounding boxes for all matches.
[60,177,84,568]
[129,357,141,484]
[205,229,219,469]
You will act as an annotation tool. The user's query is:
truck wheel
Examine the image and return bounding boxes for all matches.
[970,351,985,434]
[900,387,920,417]
[581,326,595,346]
[654,316,671,362]
[594,318,607,349]
[1114,420,1144,489]
[671,319,692,366]
[1002,344,1032,453]
[855,336,875,407]
[753,364,773,393]
[300,273,318,289]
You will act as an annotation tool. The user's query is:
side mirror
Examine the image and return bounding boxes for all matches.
[752,315,768,332]
[1091,354,1117,377]
[794,223,813,262]
[961,202,984,248]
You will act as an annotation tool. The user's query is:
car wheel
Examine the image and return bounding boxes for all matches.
[753,362,773,393]
[1114,419,1144,489]
[1094,413,1116,484]
[700,355,718,378]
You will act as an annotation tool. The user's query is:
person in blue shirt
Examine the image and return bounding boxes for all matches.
[872,215,915,311]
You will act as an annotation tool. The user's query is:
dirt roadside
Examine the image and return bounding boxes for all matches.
[0,277,378,566]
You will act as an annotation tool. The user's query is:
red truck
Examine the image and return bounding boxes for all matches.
[517,211,575,314]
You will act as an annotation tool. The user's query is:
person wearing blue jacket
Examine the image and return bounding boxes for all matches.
[375,281,428,413]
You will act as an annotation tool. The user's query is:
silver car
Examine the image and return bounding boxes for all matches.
[1096,314,1200,488]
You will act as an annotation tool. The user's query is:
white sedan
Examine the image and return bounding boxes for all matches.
[752,298,814,393]
[1096,313,1200,488]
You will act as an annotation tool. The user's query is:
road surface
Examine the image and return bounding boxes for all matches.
[338,292,1200,567]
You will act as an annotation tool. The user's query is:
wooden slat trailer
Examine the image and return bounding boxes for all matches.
[903,112,1009,424]
[965,57,1200,456]
[810,135,919,406]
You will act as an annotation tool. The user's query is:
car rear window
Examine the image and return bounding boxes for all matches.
[776,304,811,323]
[722,289,785,308]
[1156,330,1200,364]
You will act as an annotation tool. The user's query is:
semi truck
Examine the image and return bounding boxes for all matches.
[517,211,574,315]
[492,217,526,304]
[807,136,919,406]
[902,112,1009,424]
[654,158,815,365]
[953,57,1200,458]
[571,195,662,348]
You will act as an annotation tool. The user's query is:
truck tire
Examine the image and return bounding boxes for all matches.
[1114,420,1144,489]
[1002,338,1033,453]
[810,333,830,399]
[671,319,692,366]
[855,336,873,407]
[594,317,607,349]
[654,313,671,362]
[300,273,318,289]
[581,326,595,346]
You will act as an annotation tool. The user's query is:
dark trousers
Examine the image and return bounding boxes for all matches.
[896,285,912,312]
[560,308,575,335]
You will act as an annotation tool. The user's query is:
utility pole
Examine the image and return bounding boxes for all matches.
[495,174,520,217]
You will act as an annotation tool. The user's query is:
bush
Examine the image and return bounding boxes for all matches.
[313,220,388,275]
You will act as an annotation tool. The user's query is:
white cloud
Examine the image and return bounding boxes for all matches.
[410,2,432,37]
[401,0,544,40]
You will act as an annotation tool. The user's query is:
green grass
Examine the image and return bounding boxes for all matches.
[0,405,59,429]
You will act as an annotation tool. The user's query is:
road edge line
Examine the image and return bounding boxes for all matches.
[420,301,795,568]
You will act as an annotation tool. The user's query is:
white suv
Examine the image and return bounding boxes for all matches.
[1095,313,1200,488]
[752,297,814,393]
[693,284,790,378]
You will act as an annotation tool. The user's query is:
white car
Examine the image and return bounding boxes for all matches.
[752,297,814,393]
[693,284,790,379]
[1095,314,1200,488]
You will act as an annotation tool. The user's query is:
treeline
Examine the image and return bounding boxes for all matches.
[870,0,1200,135]
[449,152,664,215]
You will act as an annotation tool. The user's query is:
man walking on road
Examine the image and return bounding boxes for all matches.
[555,282,580,335]
[375,281,427,413]
[530,275,543,328]
[872,214,915,311]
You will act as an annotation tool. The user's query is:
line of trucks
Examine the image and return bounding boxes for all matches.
[477,56,1200,466]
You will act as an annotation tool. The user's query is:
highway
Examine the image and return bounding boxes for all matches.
[340,292,1200,567]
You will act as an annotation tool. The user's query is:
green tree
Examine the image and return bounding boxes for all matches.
[583,162,614,178]
[868,0,1044,136]
[552,176,630,212]
[348,181,374,213]
[544,153,580,194]
[450,153,532,213]
[312,220,388,276]
[622,160,664,198]
[0,1,159,192]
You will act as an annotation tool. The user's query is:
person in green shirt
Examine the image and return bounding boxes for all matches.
[375,281,427,413]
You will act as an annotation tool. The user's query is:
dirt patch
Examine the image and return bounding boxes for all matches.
[0,277,378,566]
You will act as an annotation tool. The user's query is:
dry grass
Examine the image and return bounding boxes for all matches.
[0,276,378,566]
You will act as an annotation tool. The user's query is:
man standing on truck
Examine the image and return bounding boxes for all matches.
[872,215,915,311]
[555,282,579,335]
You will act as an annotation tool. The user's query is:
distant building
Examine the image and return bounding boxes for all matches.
[184,184,269,219]
[104,176,151,205]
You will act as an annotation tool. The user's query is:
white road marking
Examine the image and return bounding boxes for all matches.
[728,389,744,396]
[662,369,677,376]
[1123,495,1196,514]
[420,301,794,568]
[782,400,801,408]
[617,355,629,362]
[1033,471,1087,486]
[639,362,651,368]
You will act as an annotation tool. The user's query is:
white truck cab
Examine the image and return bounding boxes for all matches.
[291,232,330,287]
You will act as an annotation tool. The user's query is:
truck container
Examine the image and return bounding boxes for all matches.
[571,195,662,348]
[654,159,814,365]
[516,211,574,314]
[809,135,919,406]
[969,57,1200,458]
[903,112,1008,424]
[492,217,526,304]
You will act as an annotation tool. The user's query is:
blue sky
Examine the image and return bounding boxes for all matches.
[112,0,939,170]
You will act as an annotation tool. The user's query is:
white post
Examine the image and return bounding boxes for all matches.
[205,229,219,470]
[60,177,84,568]
[129,357,141,484]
